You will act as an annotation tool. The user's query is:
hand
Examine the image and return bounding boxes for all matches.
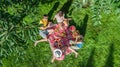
[67,18,72,20]
[40,27,46,30]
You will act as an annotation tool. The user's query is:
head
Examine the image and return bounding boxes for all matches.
[76,30,80,35]
[79,35,84,41]
[42,14,48,20]
[73,30,80,38]
[58,11,64,16]
[69,25,76,32]
[76,34,84,42]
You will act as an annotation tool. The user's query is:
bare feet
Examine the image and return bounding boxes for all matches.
[75,53,78,58]
[51,58,55,63]
[51,60,54,63]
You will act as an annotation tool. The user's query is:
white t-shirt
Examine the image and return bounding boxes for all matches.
[55,14,64,23]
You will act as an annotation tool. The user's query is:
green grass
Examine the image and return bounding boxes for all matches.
[1,0,120,67]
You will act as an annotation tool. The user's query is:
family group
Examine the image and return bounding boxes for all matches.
[34,11,83,63]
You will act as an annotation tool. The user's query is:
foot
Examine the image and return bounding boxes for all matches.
[75,53,78,58]
[34,41,39,47]
[51,59,54,63]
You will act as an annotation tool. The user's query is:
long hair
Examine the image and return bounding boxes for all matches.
[58,11,64,16]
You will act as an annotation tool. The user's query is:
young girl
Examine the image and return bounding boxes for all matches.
[65,25,76,41]
[70,30,84,50]
[53,11,65,23]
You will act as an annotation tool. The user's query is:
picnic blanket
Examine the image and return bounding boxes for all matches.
[47,24,76,49]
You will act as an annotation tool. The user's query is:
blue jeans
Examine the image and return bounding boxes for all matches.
[39,30,48,38]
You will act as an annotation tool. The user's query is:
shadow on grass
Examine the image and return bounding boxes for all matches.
[48,2,60,20]
[104,43,114,67]
[59,0,73,17]
[80,14,89,37]
[86,48,95,67]
[68,8,74,16]
[79,48,95,67]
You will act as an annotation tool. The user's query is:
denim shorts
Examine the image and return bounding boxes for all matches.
[39,30,49,38]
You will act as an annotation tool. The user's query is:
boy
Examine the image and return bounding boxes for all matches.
[34,15,51,46]
[39,14,49,38]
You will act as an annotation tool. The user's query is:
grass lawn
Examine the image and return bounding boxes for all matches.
[1,0,120,67]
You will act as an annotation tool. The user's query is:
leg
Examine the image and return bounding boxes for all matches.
[68,47,78,58]
[50,45,55,63]
[51,56,55,63]
[48,40,56,63]
[34,38,47,46]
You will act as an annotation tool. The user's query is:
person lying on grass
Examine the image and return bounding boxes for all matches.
[34,20,81,47]
[53,11,72,23]
[39,14,49,38]
[34,26,79,63]
[33,18,80,63]
[50,44,78,63]
[70,30,84,50]
[34,15,54,46]
[34,19,70,46]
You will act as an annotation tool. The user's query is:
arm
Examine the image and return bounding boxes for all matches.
[75,36,78,44]
[53,15,56,21]
[46,24,56,30]
[75,35,81,43]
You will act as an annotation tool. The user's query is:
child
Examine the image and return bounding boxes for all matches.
[53,11,65,23]
[39,14,49,38]
[34,15,54,46]
[70,30,84,50]
[51,49,64,62]
[51,46,78,63]
[70,36,83,50]
[34,27,55,46]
